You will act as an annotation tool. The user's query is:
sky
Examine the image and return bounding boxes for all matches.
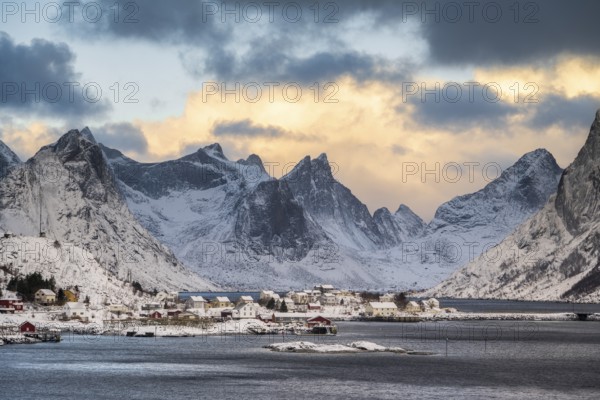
[1,0,599,220]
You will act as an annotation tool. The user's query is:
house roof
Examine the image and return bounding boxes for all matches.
[188,296,206,302]
[215,296,230,302]
[234,302,254,311]
[368,302,398,309]
[36,289,55,296]
[65,302,85,309]
[239,296,254,302]
[307,315,331,322]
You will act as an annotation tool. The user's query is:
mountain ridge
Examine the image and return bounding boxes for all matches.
[427,110,600,302]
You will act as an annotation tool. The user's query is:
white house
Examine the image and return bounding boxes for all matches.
[141,302,162,311]
[379,293,395,302]
[365,302,398,317]
[186,296,207,310]
[108,304,129,314]
[320,293,337,306]
[315,284,335,293]
[403,301,421,313]
[292,292,309,304]
[427,298,440,309]
[238,295,254,304]
[267,293,281,304]
[232,302,256,319]
[281,298,297,311]
[34,289,56,305]
[64,302,87,320]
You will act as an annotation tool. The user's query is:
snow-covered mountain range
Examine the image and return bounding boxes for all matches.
[0,130,218,300]
[428,110,600,302]
[0,126,568,295]
[102,137,562,290]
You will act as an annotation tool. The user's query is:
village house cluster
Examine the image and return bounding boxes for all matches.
[1,283,446,331]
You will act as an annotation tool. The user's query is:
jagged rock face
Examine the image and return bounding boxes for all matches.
[373,205,425,246]
[428,110,600,302]
[555,111,600,235]
[282,154,384,250]
[0,129,216,292]
[0,140,21,179]
[234,180,322,261]
[45,129,119,204]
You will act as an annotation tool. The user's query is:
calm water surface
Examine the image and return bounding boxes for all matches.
[2,321,599,399]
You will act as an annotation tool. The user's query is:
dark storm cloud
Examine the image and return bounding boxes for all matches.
[200,46,408,84]
[403,83,599,132]
[416,0,600,65]
[212,119,288,138]
[0,32,110,117]
[401,84,520,131]
[526,94,600,130]
[93,122,148,153]
[70,1,600,73]
[76,0,410,84]
[70,0,230,44]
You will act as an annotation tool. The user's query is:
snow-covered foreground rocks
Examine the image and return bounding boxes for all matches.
[265,341,411,354]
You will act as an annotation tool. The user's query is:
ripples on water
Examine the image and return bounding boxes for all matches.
[2,321,600,399]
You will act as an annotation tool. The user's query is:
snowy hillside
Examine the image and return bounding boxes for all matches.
[0,236,149,307]
[0,129,218,293]
[428,110,600,302]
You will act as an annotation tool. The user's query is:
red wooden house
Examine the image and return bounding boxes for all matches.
[0,298,24,312]
[20,321,36,333]
[149,311,163,319]
[306,316,332,327]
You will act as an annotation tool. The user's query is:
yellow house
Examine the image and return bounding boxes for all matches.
[64,290,78,302]
[211,296,233,308]
[365,302,398,317]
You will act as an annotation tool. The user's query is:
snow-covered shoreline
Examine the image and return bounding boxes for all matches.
[406,312,599,322]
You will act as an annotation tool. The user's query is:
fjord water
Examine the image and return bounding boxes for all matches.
[2,321,599,399]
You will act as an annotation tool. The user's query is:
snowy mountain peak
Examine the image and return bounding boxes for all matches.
[53,128,97,154]
[316,153,329,162]
[242,154,267,175]
[396,204,418,217]
[431,148,562,229]
[510,148,561,175]
[203,143,226,159]
[375,204,426,246]
[80,126,97,144]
